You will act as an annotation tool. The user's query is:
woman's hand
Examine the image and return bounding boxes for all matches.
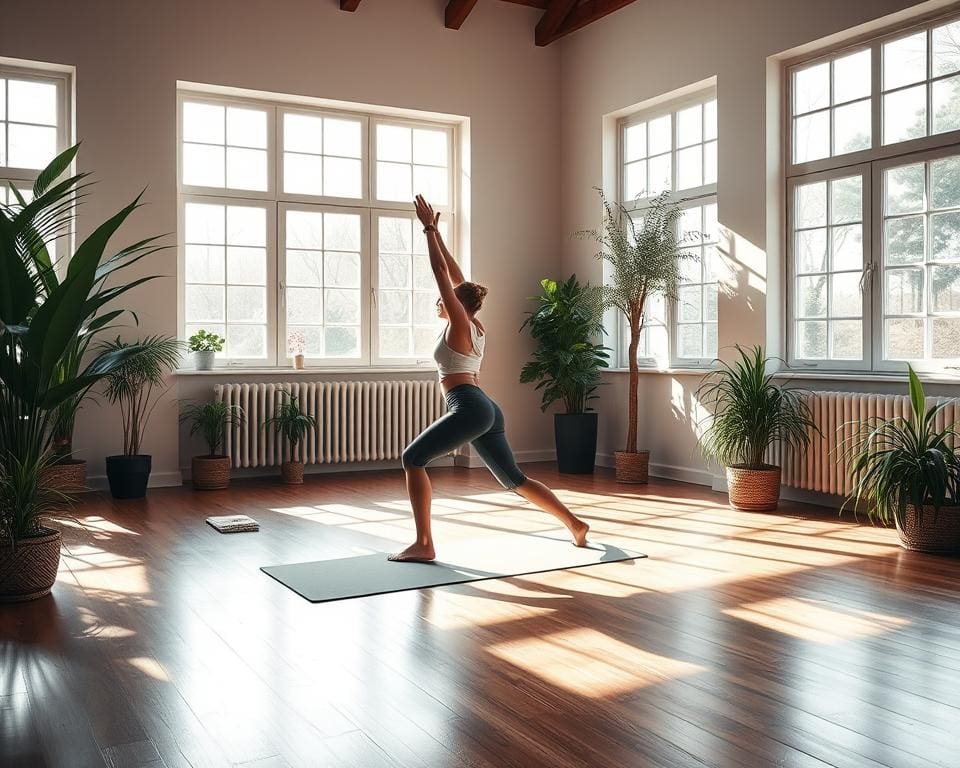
[414,194,436,229]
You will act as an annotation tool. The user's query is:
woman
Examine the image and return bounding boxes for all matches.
[389,195,590,562]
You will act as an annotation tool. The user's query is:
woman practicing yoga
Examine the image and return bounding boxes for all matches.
[388,195,590,563]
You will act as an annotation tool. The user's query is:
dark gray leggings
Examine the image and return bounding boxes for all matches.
[401,385,528,490]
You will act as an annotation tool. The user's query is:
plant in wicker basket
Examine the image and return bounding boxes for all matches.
[842,366,960,553]
[697,345,817,512]
[180,400,244,490]
[264,393,317,485]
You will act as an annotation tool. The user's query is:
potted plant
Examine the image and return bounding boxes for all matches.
[188,329,223,371]
[288,330,306,370]
[1,145,167,601]
[180,400,244,490]
[264,393,317,484]
[520,275,609,473]
[100,336,184,499]
[577,189,697,482]
[697,345,817,511]
[844,366,960,553]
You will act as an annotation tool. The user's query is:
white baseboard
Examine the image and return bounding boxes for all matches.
[87,470,184,491]
[180,456,457,482]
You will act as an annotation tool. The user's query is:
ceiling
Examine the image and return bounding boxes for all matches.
[339,0,641,46]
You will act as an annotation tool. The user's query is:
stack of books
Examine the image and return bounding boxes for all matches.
[205,515,260,533]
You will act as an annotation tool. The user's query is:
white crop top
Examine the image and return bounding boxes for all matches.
[433,322,484,378]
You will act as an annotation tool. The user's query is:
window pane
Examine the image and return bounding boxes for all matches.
[379,217,412,253]
[8,79,57,126]
[325,252,360,288]
[885,216,926,265]
[796,181,827,228]
[287,287,322,324]
[0,80,6,121]
[832,272,863,315]
[931,156,960,208]
[377,124,411,162]
[703,141,717,185]
[931,265,960,310]
[414,327,439,356]
[183,102,224,144]
[284,153,324,195]
[324,288,360,324]
[932,317,960,357]
[624,122,646,161]
[286,210,324,249]
[885,317,924,359]
[833,99,871,154]
[624,159,646,200]
[325,118,362,158]
[885,163,925,214]
[678,285,701,322]
[324,213,361,251]
[794,111,829,163]
[797,320,828,358]
[884,32,927,90]
[227,107,267,149]
[704,100,717,141]
[185,203,225,244]
[227,206,266,246]
[183,143,225,187]
[833,49,871,103]
[832,224,862,271]
[186,284,225,322]
[831,176,862,224]
[932,74,960,134]
[647,153,672,194]
[885,268,925,314]
[185,245,225,284]
[380,327,411,357]
[648,114,671,155]
[704,284,718,321]
[797,275,828,317]
[326,326,359,357]
[883,85,927,144]
[413,128,448,165]
[287,325,324,356]
[284,113,322,154]
[413,291,438,324]
[380,290,411,324]
[796,228,827,273]
[794,62,829,114]
[676,145,702,189]
[227,247,266,285]
[413,164,449,205]
[677,324,702,358]
[323,156,362,198]
[226,147,267,191]
[378,161,412,200]
[831,320,862,359]
[931,211,960,259]
[8,124,57,170]
[227,286,265,322]
[677,104,702,146]
[933,20,960,77]
[0,124,5,167]
[227,325,266,358]
[287,250,323,286]
[379,254,410,288]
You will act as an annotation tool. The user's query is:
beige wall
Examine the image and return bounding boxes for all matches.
[558,0,959,488]
[0,0,560,485]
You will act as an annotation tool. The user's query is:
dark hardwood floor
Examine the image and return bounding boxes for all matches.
[2,463,958,768]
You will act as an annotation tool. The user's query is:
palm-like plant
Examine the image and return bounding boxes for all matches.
[697,345,817,469]
[99,336,185,456]
[576,189,697,454]
[0,145,166,540]
[264,394,317,461]
[180,401,244,457]
[843,366,960,529]
[520,275,609,414]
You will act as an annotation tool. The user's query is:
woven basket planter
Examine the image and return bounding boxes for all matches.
[41,459,87,493]
[0,528,62,603]
[897,504,960,554]
[615,450,650,484]
[192,455,231,490]
[726,465,782,511]
[281,460,305,485]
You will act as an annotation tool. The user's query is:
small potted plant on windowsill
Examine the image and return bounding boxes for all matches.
[520,275,609,473]
[697,345,817,511]
[264,393,317,485]
[288,330,306,370]
[100,335,184,499]
[180,400,244,490]
[188,329,224,371]
[843,366,960,553]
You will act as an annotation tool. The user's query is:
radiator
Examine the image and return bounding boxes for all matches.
[215,380,445,468]
[771,391,959,496]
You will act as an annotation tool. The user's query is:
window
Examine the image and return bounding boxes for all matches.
[617,89,718,368]
[787,12,960,373]
[178,90,458,368]
[0,64,71,262]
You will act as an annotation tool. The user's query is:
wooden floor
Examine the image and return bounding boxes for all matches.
[2,463,959,768]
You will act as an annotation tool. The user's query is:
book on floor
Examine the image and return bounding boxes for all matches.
[206,515,260,533]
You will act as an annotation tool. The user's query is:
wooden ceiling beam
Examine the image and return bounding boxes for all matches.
[536,0,640,46]
[499,0,550,8]
[445,0,481,29]
[535,0,579,47]
[339,0,362,11]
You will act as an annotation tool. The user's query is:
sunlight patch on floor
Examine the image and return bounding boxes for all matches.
[61,516,140,536]
[62,546,151,596]
[423,591,557,630]
[488,628,705,698]
[128,656,169,681]
[723,597,910,643]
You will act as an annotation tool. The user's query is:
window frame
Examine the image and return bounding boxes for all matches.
[616,86,718,370]
[177,89,460,370]
[785,8,960,375]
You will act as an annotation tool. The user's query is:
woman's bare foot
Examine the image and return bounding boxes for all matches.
[388,542,437,563]
[569,519,590,547]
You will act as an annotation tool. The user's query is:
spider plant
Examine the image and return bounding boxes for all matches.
[180,400,244,457]
[697,345,817,469]
[843,366,960,529]
[264,393,317,461]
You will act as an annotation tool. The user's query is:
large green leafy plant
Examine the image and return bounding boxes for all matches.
[264,393,317,461]
[520,275,609,414]
[180,400,245,457]
[697,345,817,469]
[577,189,697,454]
[0,145,165,540]
[844,366,960,528]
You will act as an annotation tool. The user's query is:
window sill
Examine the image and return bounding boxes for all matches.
[174,366,437,376]
[773,370,960,385]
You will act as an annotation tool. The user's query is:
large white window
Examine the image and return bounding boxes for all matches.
[178,90,458,368]
[787,12,960,373]
[618,89,718,368]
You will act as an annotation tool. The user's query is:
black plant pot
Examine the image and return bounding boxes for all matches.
[554,412,598,474]
[105,454,152,499]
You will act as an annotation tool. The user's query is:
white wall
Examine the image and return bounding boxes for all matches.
[0,0,561,485]
[558,0,960,486]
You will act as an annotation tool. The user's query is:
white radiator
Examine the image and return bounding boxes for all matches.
[216,381,445,468]
[771,391,958,496]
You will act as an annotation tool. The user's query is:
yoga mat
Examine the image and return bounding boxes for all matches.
[261,533,645,603]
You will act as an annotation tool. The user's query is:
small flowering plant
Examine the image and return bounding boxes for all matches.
[287,330,306,356]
